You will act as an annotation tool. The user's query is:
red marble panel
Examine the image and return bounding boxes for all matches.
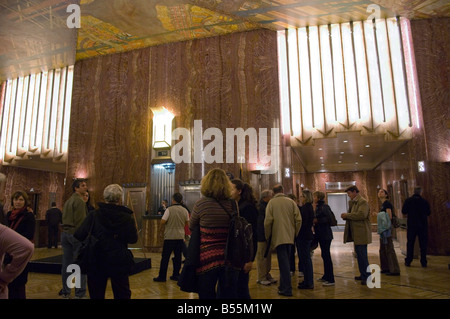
[68,29,280,208]
[0,166,65,220]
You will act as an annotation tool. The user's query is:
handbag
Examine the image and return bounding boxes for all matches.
[74,215,99,274]
[177,224,200,293]
[391,213,400,228]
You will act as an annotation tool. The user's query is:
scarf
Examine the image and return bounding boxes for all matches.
[9,207,27,222]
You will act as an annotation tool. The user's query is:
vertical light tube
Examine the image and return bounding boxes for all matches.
[330,24,347,125]
[0,80,13,162]
[9,77,23,158]
[34,71,48,152]
[363,20,384,126]
[309,26,324,131]
[400,18,421,129]
[61,65,74,159]
[17,75,29,156]
[277,30,291,136]
[353,21,371,122]
[55,66,67,158]
[287,28,302,137]
[387,18,410,132]
[22,74,35,155]
[319,25,336,126]
[297,27,313,133]
[48,68,60,155]
[376,19,397,125]
[41,70,54,156]
[341,23,359,124]
[29,72,41,152]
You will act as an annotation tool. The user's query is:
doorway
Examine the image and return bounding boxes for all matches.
[326,193,350,230]
[151,163,175,214]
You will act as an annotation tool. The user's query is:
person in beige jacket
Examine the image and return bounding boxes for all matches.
[264,184,301,296]
[341,185,372,285]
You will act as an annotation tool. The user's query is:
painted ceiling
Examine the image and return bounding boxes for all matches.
[1,0,449,81]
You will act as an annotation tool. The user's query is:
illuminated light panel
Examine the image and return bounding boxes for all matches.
[0,67,74,164]
[277,18,415,141]
[287,28,301,137]
[364,20,384,126]
[330,24,347,125]
[387,18,411,132]
[400,17,421,129]
[375,19,396,124]
[277,30,291,136]
[297,27,313,132]
[309,26,324,131]
[353,21,371,122]
[341,23,359,124]
[320,25,336,127]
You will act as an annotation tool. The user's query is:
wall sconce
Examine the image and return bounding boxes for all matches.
[150,106,174,149]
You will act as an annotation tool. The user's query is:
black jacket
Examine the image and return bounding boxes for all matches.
[314,200,334,241]
[402,194,431,228]
[298,203,314,240]
[74,203,138,275]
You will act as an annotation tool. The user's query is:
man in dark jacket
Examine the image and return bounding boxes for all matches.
[45,202,62,248]
[402,186,431,267]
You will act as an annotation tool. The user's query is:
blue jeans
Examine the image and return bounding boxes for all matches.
[61,232,87,297]
[276,244,293,295]
[354,244,370,280]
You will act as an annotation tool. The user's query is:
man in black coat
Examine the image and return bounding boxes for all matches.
[402,186,431,267]
[46,202,62,248]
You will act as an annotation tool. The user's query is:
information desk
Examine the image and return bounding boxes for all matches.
[142,215,165,252]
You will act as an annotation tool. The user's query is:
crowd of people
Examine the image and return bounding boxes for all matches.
[0,169,432,299]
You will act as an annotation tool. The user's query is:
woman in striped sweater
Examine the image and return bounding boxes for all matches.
[190,168,237,299]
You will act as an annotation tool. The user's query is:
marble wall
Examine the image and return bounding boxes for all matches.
[386,17,450,255]
[68,29,281,210]
[0,166,65,220]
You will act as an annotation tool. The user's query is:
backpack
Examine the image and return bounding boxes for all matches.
[218,200,254,269]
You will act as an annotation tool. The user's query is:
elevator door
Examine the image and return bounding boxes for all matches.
[326,193,350,229]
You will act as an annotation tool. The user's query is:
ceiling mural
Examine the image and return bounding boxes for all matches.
[76,0,260,60]
[1,0,449,81]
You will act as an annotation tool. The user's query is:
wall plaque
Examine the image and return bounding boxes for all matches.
[325,181,356,190]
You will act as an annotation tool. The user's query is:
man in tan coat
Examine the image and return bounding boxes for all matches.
[265,184,301,296]
[341,185,372,285]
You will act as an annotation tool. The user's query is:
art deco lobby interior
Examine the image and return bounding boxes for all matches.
[0,0,448,300]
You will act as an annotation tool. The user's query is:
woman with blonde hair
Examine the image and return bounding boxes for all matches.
[190,168,238,299]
